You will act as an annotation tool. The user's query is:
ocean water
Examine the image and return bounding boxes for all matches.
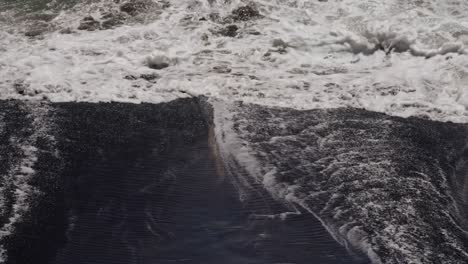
[0,99,370,264]
[4,97,468,264]
[3,1,468,264]
[2,0,468,122]
[213,100,468,264]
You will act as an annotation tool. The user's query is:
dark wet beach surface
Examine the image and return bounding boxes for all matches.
[0,99,368,264]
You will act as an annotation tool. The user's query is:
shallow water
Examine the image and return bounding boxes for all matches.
[0,99,367,264]
[4,0,468,262]
[220,101,468,264]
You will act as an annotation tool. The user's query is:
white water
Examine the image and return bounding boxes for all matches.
[3,1,468,263]
[0,102,54,263]
[2,0,468,122]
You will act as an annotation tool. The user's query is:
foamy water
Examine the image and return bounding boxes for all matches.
[2,0,468,122]
[213,101,468,264]
[0,102,54,262]
[2,1,468,263]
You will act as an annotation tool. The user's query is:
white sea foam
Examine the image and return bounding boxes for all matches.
[211,100,264,201]
[3,0,468,262]
[213,101,468,263]
[0,103,54,263]
[2,0,468,122]
[211,100,364,260]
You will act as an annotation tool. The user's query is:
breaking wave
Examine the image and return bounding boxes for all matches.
[4,0,468,262]
[2,0,468,122]
[212,100,468,264]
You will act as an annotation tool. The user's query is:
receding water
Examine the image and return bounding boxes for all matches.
[1,99,368,264]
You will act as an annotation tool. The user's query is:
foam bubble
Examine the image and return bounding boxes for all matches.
[2,0,468,122]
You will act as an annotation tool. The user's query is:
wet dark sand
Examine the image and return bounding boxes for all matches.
[1,99,368,264]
